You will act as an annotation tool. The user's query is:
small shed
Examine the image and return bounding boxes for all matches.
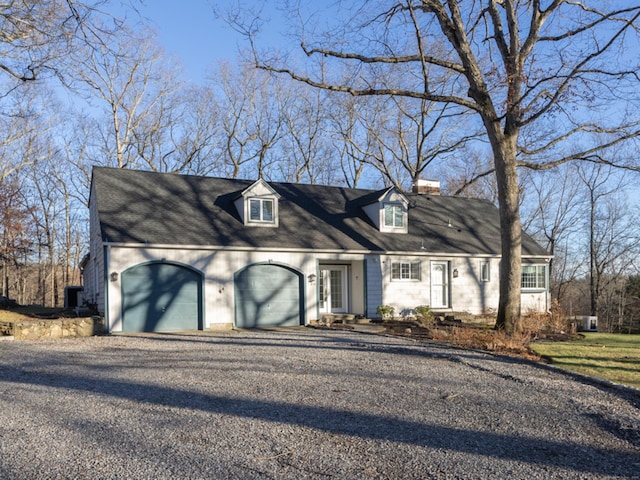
[64,286,84,309]
[578,315,598,332]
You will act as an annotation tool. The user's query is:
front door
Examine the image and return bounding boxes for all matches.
[430,261,450,309]
[319,265,348,313]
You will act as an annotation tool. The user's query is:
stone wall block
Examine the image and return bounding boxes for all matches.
[6,317,105,340]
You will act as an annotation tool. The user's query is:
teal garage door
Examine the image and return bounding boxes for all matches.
[121,262,202,332]
[234,264,303,328]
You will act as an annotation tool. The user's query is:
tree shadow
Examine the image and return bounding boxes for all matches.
[2,335,639,477]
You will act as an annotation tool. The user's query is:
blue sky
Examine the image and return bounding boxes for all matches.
[131,0,246,83]
[118,2,639,206]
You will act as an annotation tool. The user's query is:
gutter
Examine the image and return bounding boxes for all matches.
[101,241,552,260]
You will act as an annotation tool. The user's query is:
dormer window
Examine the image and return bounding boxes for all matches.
[249,198,274,223]
[384,203,405,229]
[234,178,280,227]
[361,187,409,234]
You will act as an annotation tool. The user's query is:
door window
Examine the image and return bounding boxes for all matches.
[319,266,348,313]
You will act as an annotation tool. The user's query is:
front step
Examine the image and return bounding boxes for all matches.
[320,314,370,325]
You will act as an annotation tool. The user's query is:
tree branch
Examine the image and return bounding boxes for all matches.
[256,63,479,111]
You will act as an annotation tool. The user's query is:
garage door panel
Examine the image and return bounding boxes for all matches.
[235,264,302,328]
[122,263,202,332]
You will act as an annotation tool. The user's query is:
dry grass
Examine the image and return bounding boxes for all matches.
[427,326,539,359]
[0,309,31,322]
[0,306,66,322]
[384,302,576,360]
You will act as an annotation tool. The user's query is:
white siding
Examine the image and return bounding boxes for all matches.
[379,255,431,316]
[373,255,504,318]
[83,183,105,313]
[99,245,549,331]
[451,258,500,314]
[105,247,370,332]
[521,291,550,313]
[365,256,383,317]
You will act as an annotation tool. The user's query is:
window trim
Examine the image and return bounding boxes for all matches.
[248,197,275,224]
[480,260,490,282]
[391,260,421,281]
[521,264,547,291]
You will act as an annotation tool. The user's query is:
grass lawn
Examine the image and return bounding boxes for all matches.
[531,333,640,390]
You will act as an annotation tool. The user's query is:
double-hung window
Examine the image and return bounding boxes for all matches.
[521,265,546,290]
[249,198,274,223]
[384,203,405,228]
[391,261,420,281]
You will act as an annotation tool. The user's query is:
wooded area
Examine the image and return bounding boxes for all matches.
[1,1,640,332]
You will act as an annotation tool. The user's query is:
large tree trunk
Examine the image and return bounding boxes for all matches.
[486,125,522,332]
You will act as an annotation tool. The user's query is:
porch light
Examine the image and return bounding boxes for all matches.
[452,269,459,278]
[110,271,119,282]
[308,273,316,283]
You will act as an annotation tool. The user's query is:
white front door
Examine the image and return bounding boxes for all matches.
[319,266,348,313]
[430,261,449,309]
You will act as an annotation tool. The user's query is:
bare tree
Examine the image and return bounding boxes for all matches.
[27,146,62,307]
[212,62,287,179]
[0,0,115,90]
[577,164,640,320]
[279,81,338,184]
[72,25,182,171]
[520,165,583,304]
[230,1,640,331]
[326,95,368,188]
[0,85,49,182]
[176,85,224,176]
[0,175,34,299]
[439,151,498,202]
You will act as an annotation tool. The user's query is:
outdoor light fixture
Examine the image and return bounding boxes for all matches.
[452,269,459,278]
[110,271,118,282]
[308,273,316,283]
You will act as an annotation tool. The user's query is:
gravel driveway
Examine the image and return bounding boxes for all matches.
[0,329,638,479]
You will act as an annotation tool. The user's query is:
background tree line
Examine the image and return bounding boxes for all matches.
[1,1,639,332]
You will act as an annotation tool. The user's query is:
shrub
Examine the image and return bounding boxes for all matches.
[376,304,395,320]
[414,305,434,326]
[521,300,574,337]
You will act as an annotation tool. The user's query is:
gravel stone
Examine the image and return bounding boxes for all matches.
[0,329,638,479]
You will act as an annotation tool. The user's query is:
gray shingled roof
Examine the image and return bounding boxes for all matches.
[91,167,549,256]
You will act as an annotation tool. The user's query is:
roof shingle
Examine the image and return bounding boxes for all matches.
[92,167,549,256]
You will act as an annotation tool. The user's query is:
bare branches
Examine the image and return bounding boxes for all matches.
[256,62,479,111]
[0,0,116,89]
[300,43,466,73]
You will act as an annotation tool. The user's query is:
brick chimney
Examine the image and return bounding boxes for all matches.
[412,179,441,195]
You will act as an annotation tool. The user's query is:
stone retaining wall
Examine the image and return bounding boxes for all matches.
[0,316,105,340]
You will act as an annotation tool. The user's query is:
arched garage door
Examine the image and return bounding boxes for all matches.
[121,262,203,332]
[234,264,303,328]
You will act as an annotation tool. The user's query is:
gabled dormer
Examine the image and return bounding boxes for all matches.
[234,178,281,227]
[361,187,409,234]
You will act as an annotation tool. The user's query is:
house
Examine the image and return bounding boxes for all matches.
[82,167,551,333]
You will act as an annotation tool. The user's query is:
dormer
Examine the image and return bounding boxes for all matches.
[234,178,281,227]
[361,187,409,234]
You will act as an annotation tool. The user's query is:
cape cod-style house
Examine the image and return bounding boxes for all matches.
[82,167,551,333]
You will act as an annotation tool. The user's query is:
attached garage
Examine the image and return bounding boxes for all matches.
[121,262,203,332]
[234,264,304,328]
